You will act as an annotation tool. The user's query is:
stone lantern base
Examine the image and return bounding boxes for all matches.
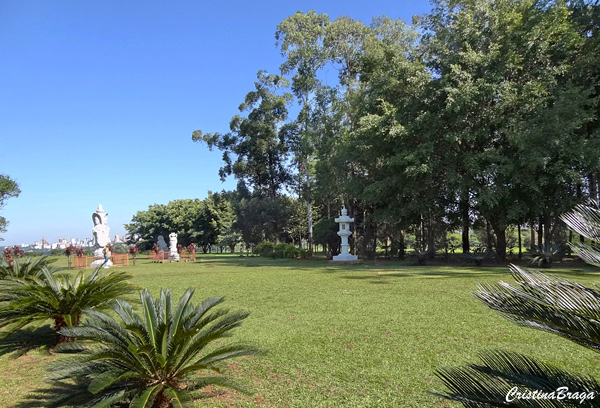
[332,252,358,262]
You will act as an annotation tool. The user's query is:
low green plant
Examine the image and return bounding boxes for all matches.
[0,254,63,279]
[462,247,497,266]
[43,288,263,408]
[527,244,565,268]
[253,241,275,256]
[0,265,138,347]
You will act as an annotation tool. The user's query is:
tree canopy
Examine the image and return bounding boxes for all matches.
[0,174,20,240]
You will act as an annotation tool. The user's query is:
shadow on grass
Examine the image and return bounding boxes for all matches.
[0,325,56,357]
[12,380,127,408]
[177,253,600,282]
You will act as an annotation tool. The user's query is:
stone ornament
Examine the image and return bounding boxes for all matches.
[91,204,113,267]
[333,206,358,262]
[169,233,180,260]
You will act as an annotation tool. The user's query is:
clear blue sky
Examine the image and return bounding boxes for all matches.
[1,0,432,246]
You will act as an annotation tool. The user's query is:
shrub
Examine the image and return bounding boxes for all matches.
[0,255,63,279]
[528,243,566,268]
[0,265,138,347]
[254,241,275,256]
[283,244,300,259]
[42,288,263,408]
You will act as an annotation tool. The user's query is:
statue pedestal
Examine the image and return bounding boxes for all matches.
[91,257,113,268]
[333,252,358,261]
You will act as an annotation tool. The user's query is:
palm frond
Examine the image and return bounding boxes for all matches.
[434,350,600,407]
[473,264,600,352]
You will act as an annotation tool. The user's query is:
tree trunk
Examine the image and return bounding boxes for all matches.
[152,389,172,408]
[52,315,79,348]
[517,224,522,260]
[486,219,493,249]
[538,215,543,249]
[398,230,405,260]
[544,213,552,246]
[460,190,470,253]
[489,219,506,262]
[589,173,598,202]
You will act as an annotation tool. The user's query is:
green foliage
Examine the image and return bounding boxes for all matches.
[44,288,262,408]
[125,192,235,252]
[253,242,301,258]
[0,265,138,346]
[528,244,566,268]
[313,218,339,254]
[253,241,275,256]
[193,71,294,199]
[434,202,600,406]
[0,255,63,279]
[0,174,20,239]
[462,247,497,267]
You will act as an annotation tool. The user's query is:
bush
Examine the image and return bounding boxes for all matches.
[283,244,300,259]
[254,242,275,256]
[41,289,263,408]
[254,242,300,258]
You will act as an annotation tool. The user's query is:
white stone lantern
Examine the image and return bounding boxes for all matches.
[333,206,358,261]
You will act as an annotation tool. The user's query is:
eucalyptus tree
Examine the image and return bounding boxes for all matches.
[193,71,293,200]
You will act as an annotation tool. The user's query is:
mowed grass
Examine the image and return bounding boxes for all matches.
[1,255,600,407]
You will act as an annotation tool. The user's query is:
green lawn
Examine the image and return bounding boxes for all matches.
[1,254,599,407]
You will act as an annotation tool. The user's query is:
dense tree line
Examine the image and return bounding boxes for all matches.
[189,0,600,260]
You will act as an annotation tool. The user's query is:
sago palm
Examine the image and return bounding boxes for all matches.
[0,254,64,279]
[0,266,137,346]
[434,201,600,407]
[42,288,262,408]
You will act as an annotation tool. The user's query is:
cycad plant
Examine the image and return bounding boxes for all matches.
[527,244,566,268]
[434,201,600,407]
[43,288,262,408]
[0,266,137,347]
[0,254,64,279]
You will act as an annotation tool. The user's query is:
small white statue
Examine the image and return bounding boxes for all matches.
[169,232,180,260]
[91,204,113,267]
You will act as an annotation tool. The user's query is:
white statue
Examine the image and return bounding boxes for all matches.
[91,204,113,267]
[157,235,169,252]
[92,204,110,249]
[169,232,179,260]
[333,206,358,262]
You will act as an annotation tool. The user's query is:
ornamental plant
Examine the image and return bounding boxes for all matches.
[0,254,63,279]
[43,288,262,408]
[0,266,138,347]
[434,201,600,407]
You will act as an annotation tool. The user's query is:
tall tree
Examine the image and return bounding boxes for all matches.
[419,0,590,259]
[0,174,20,239]
[276,10,330,252]
[193,71,293,200]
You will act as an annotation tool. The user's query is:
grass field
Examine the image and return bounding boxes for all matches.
[1,254,599,407]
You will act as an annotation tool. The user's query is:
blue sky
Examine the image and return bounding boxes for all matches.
[0,0,432,246]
